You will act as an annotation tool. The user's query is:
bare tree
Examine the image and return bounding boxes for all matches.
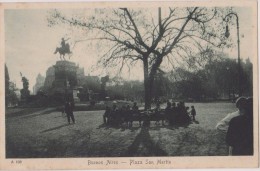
[48,7,230,109]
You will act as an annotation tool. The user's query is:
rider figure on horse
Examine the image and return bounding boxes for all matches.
[54,37,72,60]
[61,38,71,53]
[61,38,68,49]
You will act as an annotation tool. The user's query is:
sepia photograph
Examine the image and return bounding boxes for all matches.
[0,0,258,169]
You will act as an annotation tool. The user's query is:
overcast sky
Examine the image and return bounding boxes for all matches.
[5,7,254,92]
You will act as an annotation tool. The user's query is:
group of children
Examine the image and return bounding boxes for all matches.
[158,101,197,125]
[103,102,140,127]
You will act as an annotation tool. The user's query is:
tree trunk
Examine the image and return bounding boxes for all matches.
[143,58,151,110]
[149,73,155,103]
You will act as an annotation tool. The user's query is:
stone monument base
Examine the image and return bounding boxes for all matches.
[48,60,78,101]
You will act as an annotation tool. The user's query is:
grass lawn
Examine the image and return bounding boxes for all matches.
[6,102,236,158]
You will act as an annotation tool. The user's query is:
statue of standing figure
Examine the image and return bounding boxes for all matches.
[20,72,30,101]
[54,38,72,60]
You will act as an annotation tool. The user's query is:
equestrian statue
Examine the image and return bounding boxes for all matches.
[54,38,72,60]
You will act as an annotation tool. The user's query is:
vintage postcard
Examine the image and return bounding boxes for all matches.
[0,0,258,169]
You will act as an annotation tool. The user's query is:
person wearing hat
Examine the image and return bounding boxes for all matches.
[216,97,247,132]
[64,100,75,124]
[132,102,141,126]
[226,97,253,155]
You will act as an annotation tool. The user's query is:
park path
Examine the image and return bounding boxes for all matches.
[6,102,235,157]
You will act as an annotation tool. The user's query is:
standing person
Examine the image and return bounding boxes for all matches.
[165,101,172,123]
[154,102,161,125]
[111,103,118,125]
[226,98,253,155]
[132,102,139,112]
[103,106,111,124]
[119,105,127,125]
[216,97,247,132]
[190,106,196,121]
[125,105,133,127]
[178,101,187,124]
[65,100,75,124]
[132,102,141,126]
[170,102,177,125]
[175,102,181,124]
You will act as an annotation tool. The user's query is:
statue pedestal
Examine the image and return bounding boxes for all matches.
[53,60,77,89]
[44,60,86,103]
[50,60,78,101]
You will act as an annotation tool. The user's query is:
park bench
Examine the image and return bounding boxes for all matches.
[139,109,167,125]
[111,109,167,126]
[105,108,192,127]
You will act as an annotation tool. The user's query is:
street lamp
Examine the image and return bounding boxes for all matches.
[224,12,241,97]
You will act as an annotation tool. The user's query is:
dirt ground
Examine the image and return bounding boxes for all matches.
[6,102,236,158]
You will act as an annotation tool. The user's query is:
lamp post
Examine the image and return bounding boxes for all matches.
[224,12,241,97]
[226,66,231,99]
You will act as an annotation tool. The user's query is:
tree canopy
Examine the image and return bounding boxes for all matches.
[48,7,234,108]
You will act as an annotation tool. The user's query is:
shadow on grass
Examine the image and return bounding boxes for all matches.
[97,122,143,131]
[40,124,69,133]
[97,123,123,129]
[97,120,192,131]
[193,120,200,124]
[21,109,57,119]
[122,125,167,157]
[117,120,193,156]
[168,122,190,130]
[96,121,193,156]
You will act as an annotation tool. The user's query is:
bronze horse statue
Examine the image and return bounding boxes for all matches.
[54,43,72,60]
